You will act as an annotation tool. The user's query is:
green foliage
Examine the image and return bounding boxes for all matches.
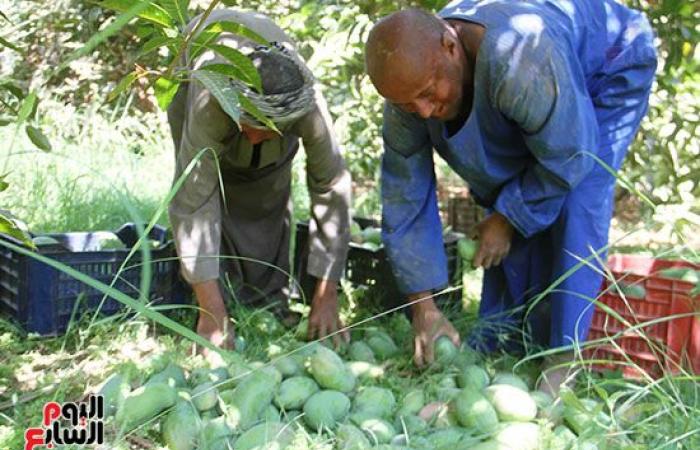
[214,0,700,209]
[266,0,445,180]
[206,43,262,90]
[25,125,52,152]
[4,0,695,204]
[0,98,174,233]
[624,0,699,205]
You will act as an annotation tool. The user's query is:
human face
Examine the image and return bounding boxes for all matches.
[240,123,278,144]
[391,56,464,121]
[374,34,465,121]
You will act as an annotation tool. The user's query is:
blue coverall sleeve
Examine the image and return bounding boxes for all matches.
[381,103,448,295]
[491,29,599,238]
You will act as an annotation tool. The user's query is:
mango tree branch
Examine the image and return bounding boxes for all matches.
[164,0,222,80]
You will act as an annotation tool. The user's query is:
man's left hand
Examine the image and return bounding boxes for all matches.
[473,212,515,269]
[307,278,350,348]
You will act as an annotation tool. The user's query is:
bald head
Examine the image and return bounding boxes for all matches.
[365,9,447,96]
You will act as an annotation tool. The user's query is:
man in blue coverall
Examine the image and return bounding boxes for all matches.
[365,0,656,392]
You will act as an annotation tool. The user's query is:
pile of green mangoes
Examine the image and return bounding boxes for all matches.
[96,323,630,450]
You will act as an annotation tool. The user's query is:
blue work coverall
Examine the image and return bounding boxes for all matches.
[381,0,657,351]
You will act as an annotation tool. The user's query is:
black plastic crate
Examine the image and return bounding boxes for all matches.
[294,218,461,311]
[0,223,188,336]
[292,221,319,303]
[448,195,484,235]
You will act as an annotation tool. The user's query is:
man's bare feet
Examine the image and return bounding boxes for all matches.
[538,351,577,397]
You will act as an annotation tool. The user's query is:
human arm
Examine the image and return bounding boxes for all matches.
[192,280,234,351]
[167,65,235,348]
[293,89,351,344]
[489,29,599,239]
[381,102,460,365]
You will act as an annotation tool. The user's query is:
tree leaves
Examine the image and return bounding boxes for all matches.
[238,94,279,134]
[61,1,152,73]
[139,35,182,57]
[192,20,268,56]
[192,64,278,133]
[16,91,37,125]
[98,0,173,28]
[206,44,261,91]
[0,173,9,192]
[0,35,22,53]
[26,126,52,152]
[0,214,34,249]
[158,0,189,27]
[2,87,52,150]
[199,63,260,93]
[108,71,139,102]
[0,80,24,100]
[204,20,267,45]
[154,76,180,110]
[191,70,241,125]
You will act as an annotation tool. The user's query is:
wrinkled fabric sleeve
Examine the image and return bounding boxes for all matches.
[168,75,233,285]
[293,88,351,281]
[491,29,599,238]
[381,103,447,295]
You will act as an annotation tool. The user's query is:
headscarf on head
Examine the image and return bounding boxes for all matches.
[232,41,316,128]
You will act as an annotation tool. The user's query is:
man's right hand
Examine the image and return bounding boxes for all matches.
[192,280,235,354]
[409,291,461,367]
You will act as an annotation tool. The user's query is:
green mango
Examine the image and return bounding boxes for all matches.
[199,417,234,450]
[97,372,130,416]
[233,421,294,450]
[350,413,397,445]
[303,390,351,431]
[484,384,538,422]
[336,423,372,450]
[493,422,541,450]
[457,364,490,391]
[147,363,187,389]
[192,382,218,412]
[273,355,304,378]
[449,388,499,433]
[365,329,399,360]
[223,367,280,431]
[353,386,396,419]
[348,341,376,363]
[116,382,177,431]
[162,400,201,450]
[491,372,529,391]
[397,390,425,417]
[457,238,478,269]
[308,346,356,393]
[434,336,458,367]
[274,376,320,410]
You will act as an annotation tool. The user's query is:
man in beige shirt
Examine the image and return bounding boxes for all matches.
[167,10,352,351]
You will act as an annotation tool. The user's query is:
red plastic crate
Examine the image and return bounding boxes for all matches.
[691,315,700,374]
[584,254,699,379]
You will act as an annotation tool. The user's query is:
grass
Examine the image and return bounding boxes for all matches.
[2,279,696,448]
[1,98,174,233]
[1,101,699,449]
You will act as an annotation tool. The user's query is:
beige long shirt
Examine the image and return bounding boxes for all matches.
[167,9,351,286]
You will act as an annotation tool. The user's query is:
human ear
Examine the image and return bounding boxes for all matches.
[441,29,458,57]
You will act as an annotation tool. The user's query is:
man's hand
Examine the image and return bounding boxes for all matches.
[307,278,349,347]
[410,292,461,367]
[192,280,235,355]
[473,212,514,269]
